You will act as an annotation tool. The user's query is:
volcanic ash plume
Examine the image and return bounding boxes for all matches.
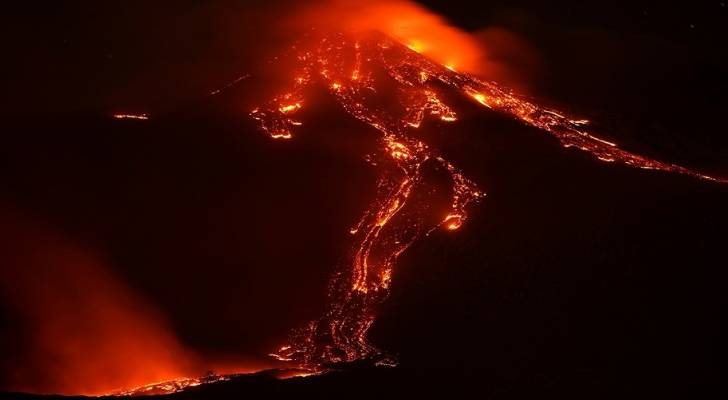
[0,208,195,395]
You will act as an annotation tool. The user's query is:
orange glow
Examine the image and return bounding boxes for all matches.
[278,103,301,113]
[240,0,728,373]
[381,269,392,288]
[113,113,149,120]
[0,208,274,396]
[388,142,410,160]
[251,30,485,367]
[272,369,322,379]
[271,132,293,139]
[16,2,723,393]
[113,375,228,396]
[467,90,491,108]
[0,210,194,396]
[407,41,424,53]
[289,0,486,74]
[443,214,463,231]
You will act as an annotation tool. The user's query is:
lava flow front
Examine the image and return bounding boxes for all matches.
[248,30,725,369]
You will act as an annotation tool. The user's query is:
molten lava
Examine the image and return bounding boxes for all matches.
[112,374,230,397]
[249,30,725,368]
[9,2,724,395]
[112,113,150,120]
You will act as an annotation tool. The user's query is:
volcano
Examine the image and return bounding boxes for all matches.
[2,4,727,398]
[243,30,725,369]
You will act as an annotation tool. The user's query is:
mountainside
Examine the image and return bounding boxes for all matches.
[2,28,726,399]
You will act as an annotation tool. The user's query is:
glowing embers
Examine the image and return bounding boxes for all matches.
[426,90,457,122]
[404,89,458,128]
[270,132,293,140]
[269,345,294,362]
[113,370,320,396]
[455,69,722,181]
[443,214,463,231]
[113,113,149,120]
[388,141,410,160]
[471,93,489,107]
[279,102,302,113]
[464,87,494,109]
[274,369,323,379]
[114,374,229,397]
[250,93,304,140]
[380,269,393,289]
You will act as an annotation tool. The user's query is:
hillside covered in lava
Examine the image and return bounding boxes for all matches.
[2,0,727,397]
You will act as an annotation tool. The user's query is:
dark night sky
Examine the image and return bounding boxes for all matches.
[1,1,727,396]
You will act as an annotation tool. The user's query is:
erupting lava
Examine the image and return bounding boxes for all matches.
[5,3,725,396]
[249,30,725,368]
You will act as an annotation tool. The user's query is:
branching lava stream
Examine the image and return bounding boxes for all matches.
[12,3,725,398]
[248,30,725,369]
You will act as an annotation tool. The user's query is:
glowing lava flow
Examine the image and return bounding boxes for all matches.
[110,369,320,396]
[250,31,725,368]
[112,374,229,397]
[113,113,150,120]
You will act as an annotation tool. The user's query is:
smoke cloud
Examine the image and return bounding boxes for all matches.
[271,0,539,85]
[0,206,195,395]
